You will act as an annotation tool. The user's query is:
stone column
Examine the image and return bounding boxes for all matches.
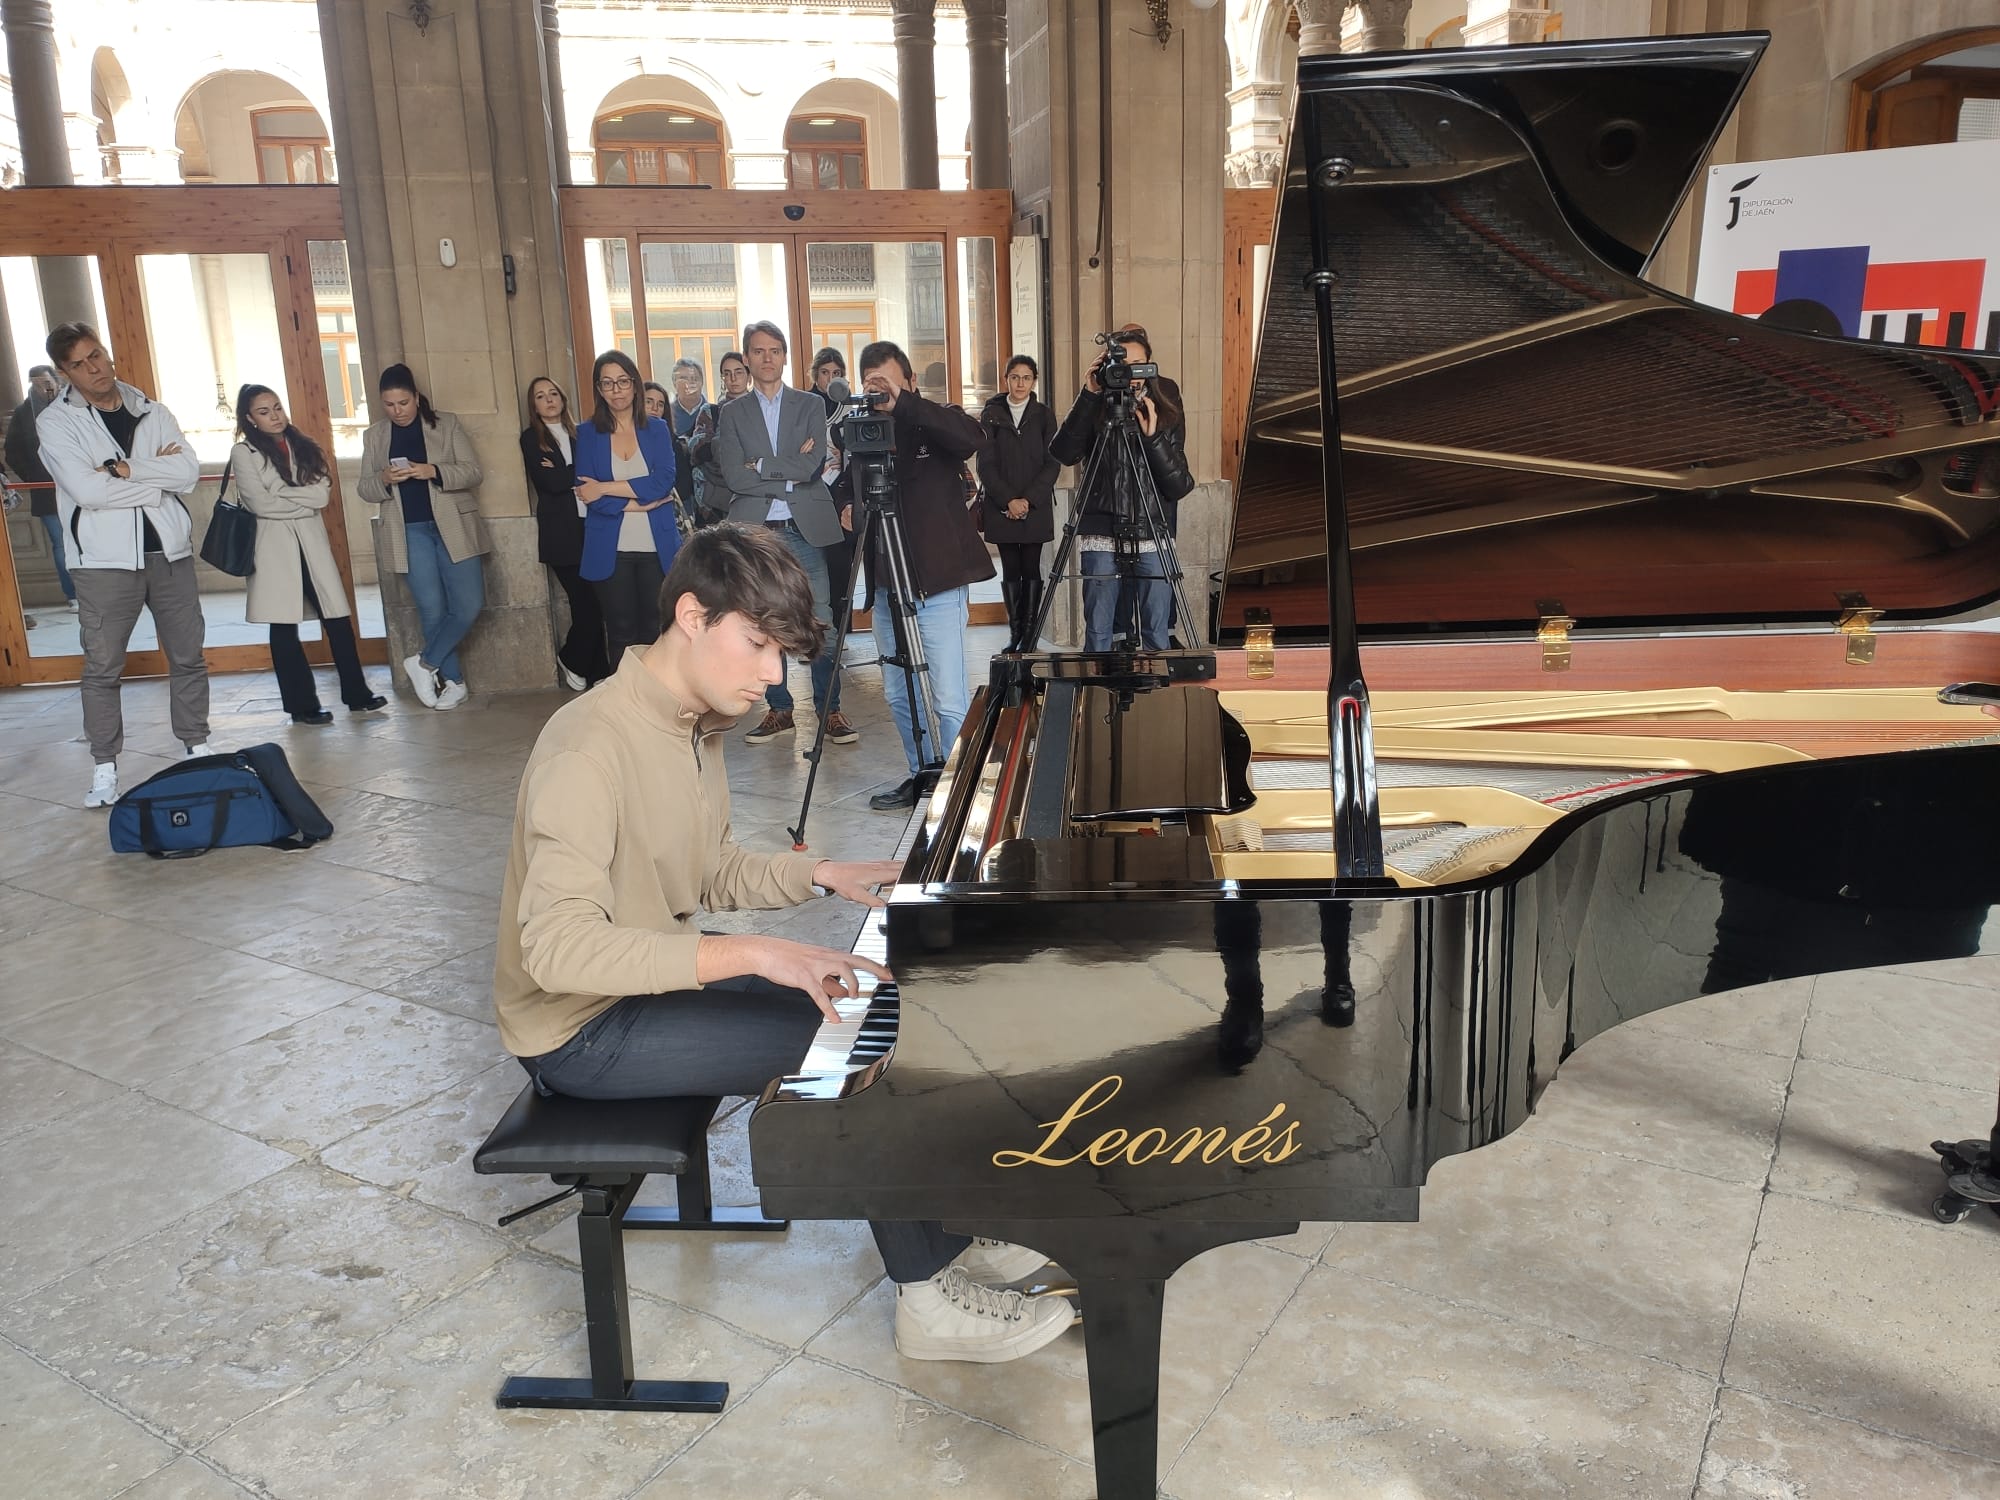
[1463,0,1552,47]
[1226,80,1286,184]
[1342,0,1413,51]
[1,0,96,327]
[891,0,942,190]
[538,0,570,187]
[1291,0,1347,56]
[0,291,23,413]
[317,0,572,695]
[965,0,1010,189]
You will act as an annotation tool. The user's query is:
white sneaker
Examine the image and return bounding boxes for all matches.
[893,1265,1074,1364]
[84,761,118,809]
[403,653,441,708]
[185,741,214,757]
[558,663,588,692]
[434,679,468,711]
[66,598,79,613]
[951,1237,1053,1286]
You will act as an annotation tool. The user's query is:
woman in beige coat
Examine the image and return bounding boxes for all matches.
[355,363,488,710]
[230,385,386,724]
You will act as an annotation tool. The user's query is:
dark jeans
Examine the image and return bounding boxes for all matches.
[996,540,1043,583]
[38,512,75,601]
[527,975,968,1282]
[270,570,375,715]
[549,563,611,683]
[594,551,665,663]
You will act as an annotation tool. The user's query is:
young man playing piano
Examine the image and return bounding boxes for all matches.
[493,523,1072,1364]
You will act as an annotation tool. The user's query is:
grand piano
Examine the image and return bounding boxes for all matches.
[751,31,2000,1500]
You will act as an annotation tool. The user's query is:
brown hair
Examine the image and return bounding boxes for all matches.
[46,322,100,368]
[525,376,575,455]
[658,523,826,660]
[588,350,647,433]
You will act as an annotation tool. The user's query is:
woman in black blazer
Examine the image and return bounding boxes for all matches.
[521,376,609,689]
[977,356,1062,652]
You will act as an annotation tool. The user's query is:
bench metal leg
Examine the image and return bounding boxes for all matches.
[621,1135,788,1234]
[495,1179,728,1414]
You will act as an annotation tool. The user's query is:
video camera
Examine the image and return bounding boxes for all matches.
[1095,330,1159,396]
[829,380,894,456]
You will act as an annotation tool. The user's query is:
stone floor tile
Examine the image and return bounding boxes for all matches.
[1770,1058,1995,1219]
[239,883,498,991]
[808,1238,1309,1466]
[205,1256,784,1500]
[0,880,87,942]
[313,807,513,899]
[1725,1193,2000,1458]
[1165,1266,1714,1500]
[7,951,365,1088]
[636,1356,1096,1499]
[0,797,106,879]
[145,992,497,1153]
[0,1340,179,1500]
[7,1163,509,1446]
[0,1092,290,1297]
[0,1039,123,1143]
[1624,976,1813,1057]
[0,913,223,1027]
[1321,1135,1762,1372]
[379,942,501,1024]
[531,1207,886,1350]
[1695,1388,2000,1499]
[1873,953,2000,992]
[1528,1025,1793,1184]
[1801,969,2000,1093]
[115,1456,260,1500]
[0,744,181,807]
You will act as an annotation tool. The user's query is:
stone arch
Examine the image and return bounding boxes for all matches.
[587,73,734,185]
[781,76,904,191]
[90,48,136,179]
[171,70,329,184]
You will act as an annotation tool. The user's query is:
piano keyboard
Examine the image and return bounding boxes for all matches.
[789,801,925,1079]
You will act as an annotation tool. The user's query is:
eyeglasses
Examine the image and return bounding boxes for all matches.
[598,376,634,392]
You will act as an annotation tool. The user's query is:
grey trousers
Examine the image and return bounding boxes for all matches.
[526,976,971,1283]
[76,555,211,761]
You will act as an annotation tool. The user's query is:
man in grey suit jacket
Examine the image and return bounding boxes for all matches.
[714,320,855,746]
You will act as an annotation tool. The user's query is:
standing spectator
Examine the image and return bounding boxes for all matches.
[5,363,72,611]
[811,347,846,415]
[668,357,716,523]
[692,349,749,518]
[1050,324,1194,652]
[357,363,488,710]
[574,350,680,662]
[845,339,994,810]
[520,375,609,690]
[641,381,671,422]
[717,349,751,405]
[36,323,210,808]
[976,356,1060,653]
[713,320,855,747]
[229,385,386,724]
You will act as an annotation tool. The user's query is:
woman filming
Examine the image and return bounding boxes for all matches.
[573,350,680,661]
[228,386,386,723]
[357,364,488,709]
[520,376,609,690]
[976,355,1061,652]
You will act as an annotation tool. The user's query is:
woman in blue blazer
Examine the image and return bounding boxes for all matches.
[574,350,681,662]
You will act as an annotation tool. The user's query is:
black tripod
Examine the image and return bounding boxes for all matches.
[788,447,945,849]
[1032,388,1200,654]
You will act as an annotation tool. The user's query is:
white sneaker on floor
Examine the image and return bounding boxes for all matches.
[951,1237,1053,1286]
[558,663,588,691]
[84,761,118,809]
[185,741,214,757]
[403,652,441,707]
[434,679,468,710]
[893,1265,1074,1364]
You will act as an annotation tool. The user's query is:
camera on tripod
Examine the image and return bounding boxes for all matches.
[1095,330,1159,401]
[834,389,894,456]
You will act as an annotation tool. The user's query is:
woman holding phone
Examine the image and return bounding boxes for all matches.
[573,350,679,661]
[357,363,488,709]
[520,375,608,690]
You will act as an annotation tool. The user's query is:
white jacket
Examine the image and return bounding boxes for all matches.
[37,380,201,570]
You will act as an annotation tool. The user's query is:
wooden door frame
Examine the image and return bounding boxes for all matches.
[1845,26,2000,150]
[0,186,383,685]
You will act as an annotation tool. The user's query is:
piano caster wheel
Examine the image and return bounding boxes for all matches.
[1321,984,1356,1028]
[1932,1193,1976,1225]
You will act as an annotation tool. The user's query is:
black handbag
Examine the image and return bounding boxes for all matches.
[199,469,257,577]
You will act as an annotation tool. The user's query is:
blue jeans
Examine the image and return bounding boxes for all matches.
[402,521,485,684]
[763,523,839,715]
[38,512,75,601]
[1082,546,1172,652]
[872,584,969,776]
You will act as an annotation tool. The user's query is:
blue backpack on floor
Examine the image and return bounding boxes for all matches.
[109,743,333,858]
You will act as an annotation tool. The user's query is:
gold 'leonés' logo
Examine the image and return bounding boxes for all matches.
[991,1075,1304,1169]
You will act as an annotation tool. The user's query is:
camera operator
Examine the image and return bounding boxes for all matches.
[838,340,995,811]
[1049,323,1195,652]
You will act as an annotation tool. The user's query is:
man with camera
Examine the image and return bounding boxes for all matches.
[1050,323,1195,652]
[838,340,994,812]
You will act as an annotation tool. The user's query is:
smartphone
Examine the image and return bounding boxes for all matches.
[1938,682,2000,706]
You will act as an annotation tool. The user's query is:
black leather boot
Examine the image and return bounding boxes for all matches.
[1000,580,1026,652]
[1017,579,1044,652]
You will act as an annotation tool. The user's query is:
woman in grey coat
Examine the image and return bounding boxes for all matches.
[355,363,488,709]
[229,385,385,723]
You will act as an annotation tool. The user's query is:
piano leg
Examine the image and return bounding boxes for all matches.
[951,1218,1296,1500]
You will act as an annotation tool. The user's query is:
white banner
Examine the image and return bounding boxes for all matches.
[1691,137,2000,352]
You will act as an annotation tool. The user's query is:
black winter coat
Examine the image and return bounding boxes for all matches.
[975,394,1060,545]
[835,389,996,601]
[1049,377,1195,540]
[520,425,583,568]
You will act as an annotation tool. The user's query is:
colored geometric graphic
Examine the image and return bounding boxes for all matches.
[1732,246,1992,349]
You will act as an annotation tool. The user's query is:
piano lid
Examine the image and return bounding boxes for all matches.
[1224,33,2000,644]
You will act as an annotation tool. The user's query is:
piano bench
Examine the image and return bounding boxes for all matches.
[473,1084,788,1414]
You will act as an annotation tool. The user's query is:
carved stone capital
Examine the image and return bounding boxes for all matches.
[1225,146,1284,189]
[1462,0,1551,48]
[1342,0,1412,52]
[1291,0,1347,57]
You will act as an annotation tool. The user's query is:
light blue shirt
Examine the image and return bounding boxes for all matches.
[755,385,794,520]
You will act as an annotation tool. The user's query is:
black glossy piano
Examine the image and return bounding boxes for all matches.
[752,31,2000,1499]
